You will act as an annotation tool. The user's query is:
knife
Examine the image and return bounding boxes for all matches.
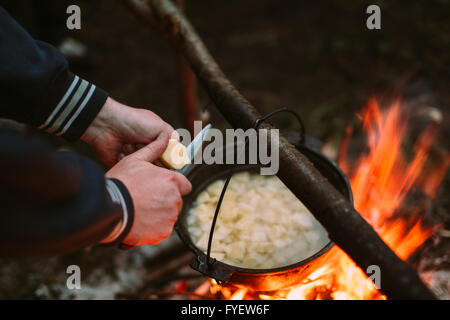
[176,123,211,175]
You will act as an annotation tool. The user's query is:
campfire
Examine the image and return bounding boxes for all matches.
[189,98,447,300]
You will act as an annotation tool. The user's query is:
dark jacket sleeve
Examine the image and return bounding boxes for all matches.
[0,129,129,257]
[0,7,108,141]
[0,8,135,257]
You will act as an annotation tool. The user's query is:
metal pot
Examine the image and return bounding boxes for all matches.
[175,136,353,292]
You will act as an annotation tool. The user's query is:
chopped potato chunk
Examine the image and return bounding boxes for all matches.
[160,139,190,170]
[187,172,329,269]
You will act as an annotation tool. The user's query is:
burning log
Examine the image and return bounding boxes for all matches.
[124,0,437,300]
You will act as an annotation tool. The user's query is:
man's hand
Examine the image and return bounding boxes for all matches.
[81,97,177,167]
[106,133,192,246]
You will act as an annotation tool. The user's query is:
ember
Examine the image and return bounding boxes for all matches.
[200,98,447,300]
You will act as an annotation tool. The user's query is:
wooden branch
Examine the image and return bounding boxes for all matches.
[124,0,198,134]
[176,0,198,135]
[125,0,436,300]
[177,54,198,135]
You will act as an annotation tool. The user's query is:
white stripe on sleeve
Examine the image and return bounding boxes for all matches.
[38,75,80,129]
[56,84,96,136]
[46,79,89,134]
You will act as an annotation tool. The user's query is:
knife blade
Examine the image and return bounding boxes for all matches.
[176,123,211,175]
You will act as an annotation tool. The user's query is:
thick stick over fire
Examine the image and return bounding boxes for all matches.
[125,0,436,300]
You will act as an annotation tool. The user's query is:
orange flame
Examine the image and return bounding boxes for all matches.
[207,98,446,300]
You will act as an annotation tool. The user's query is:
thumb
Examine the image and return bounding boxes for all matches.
[130,132,169,162]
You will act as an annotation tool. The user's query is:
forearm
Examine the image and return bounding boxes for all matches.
[0,7,108,141]
[0,130,132,257]
[99,178,135,246]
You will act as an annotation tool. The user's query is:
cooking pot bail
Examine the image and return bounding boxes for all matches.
[202,108,306,274]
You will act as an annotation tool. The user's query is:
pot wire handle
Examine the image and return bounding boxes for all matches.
[254,107,305,144]
[205,108,305,267]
